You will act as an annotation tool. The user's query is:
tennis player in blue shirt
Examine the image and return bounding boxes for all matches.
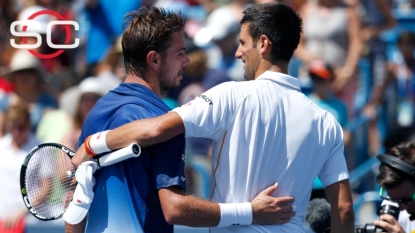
[65,6,295,233]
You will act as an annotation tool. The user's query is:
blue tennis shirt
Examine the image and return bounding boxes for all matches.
[78,83,186,233]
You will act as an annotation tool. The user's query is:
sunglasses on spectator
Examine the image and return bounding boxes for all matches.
[379,187,415,205]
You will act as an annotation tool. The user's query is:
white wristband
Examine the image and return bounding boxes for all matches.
[89,130,111,154]
[217,202,253,227]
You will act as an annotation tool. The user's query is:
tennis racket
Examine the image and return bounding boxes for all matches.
[20,143,141,221]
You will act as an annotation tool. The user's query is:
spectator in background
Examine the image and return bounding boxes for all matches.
[83,0,141,76]
[196,0,247,81]
[352,0,396,87]
[366,31,415,149]
[295,0,362,117]
[349,0,396,156]
[94,35,124,90]
[308,60,348,128]
[36,77,109,145]
[0,105,41,233]
[61,77,107,150]
[0,50,58,137]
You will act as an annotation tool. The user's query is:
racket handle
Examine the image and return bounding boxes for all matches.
[98,143,141,167]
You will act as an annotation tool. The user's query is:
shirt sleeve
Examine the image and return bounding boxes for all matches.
[318,113,349,187]
[172,82,239,141]
[148,135,186,191]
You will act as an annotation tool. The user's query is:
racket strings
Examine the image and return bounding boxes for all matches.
[25,146,76,219]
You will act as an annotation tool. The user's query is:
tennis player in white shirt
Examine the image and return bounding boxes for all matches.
[73,2,354,232]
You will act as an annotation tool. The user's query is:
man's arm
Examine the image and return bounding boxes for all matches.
[107,112,184,148]
[324,179,355,233]
[72,112,183,167]
[158,183,295,227]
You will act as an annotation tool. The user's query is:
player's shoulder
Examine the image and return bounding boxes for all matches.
[112,103,163,123]
[303,97,342,128]
[208,80,263,97]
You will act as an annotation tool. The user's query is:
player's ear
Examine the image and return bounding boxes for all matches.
[147,51,161,70]
[259,35,271,56]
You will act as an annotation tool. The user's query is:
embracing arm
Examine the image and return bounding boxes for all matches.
[159,183,295,227]
[71,112,184,167]
[106,112,184,149]
[324,179,355,233]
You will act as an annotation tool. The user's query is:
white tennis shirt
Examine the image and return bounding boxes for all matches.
[173,71,349,232]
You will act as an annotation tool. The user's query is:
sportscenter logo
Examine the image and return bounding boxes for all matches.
[10,9,79,59]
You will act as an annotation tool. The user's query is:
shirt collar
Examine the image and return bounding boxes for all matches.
[256,71,302,92]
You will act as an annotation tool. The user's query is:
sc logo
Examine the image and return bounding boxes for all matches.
[10,10,79,59]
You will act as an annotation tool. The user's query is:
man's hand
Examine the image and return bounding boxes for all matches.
[374,214,405,233]
[71,143,90,169]
[251,183,295,225]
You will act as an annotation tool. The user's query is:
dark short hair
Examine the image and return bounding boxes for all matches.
[397,31,415,47]
[377,140,415,189]
[5,104,30,124]
[240,2,302,62]
[122,6,185,79]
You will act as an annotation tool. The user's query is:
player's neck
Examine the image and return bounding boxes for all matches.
[254,61,288,80]
[124,74,162,97]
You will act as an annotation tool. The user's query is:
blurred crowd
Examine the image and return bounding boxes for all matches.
[0,0,415,231]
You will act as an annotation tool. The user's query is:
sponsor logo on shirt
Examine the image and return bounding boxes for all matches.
[198,95,213,105]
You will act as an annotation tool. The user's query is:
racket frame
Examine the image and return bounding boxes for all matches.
[20,143,75,221]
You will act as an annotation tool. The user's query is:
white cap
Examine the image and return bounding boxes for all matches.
[79,77,109,96]
[9,50,41,73]
[205,6,240,41]
[193,6,240,46]
[1,50,43,77]
[64,161,98,224]
[18,6,51,34]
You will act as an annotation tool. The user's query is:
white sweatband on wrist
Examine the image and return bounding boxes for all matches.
[89,130,111,154]
[217,202,253,227]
